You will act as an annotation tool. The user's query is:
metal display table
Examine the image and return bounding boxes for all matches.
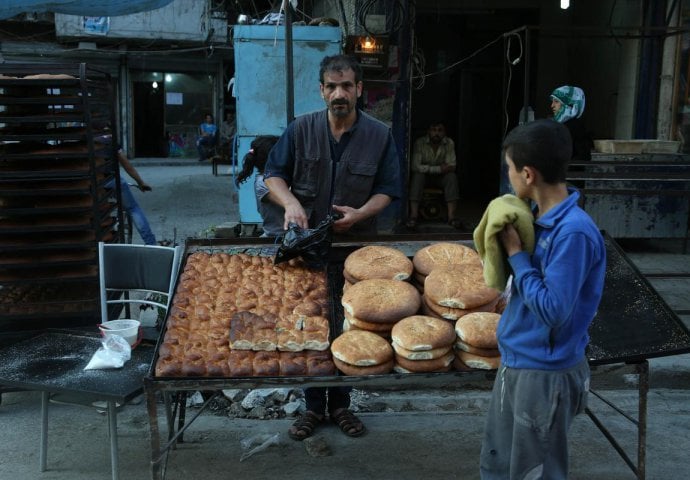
[0,330,154,480]
[144,233,690,480]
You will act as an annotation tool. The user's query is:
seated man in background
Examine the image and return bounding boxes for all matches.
[407,121,461,229]
[197,113,217,161]
[219,111,236,148]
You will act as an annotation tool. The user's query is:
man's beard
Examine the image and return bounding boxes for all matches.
[329,100,352,118]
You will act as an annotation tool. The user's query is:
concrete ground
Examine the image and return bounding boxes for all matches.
[124,158,239,244]
[1,158,690,479]
[1,386,690,480]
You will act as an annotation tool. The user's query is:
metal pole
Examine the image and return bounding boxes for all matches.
[637,360,649,480]
[284,1,295,124]
[523,28,530,123]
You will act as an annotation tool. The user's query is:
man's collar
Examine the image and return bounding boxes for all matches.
[425,136,447,146]
[327,108,360,133]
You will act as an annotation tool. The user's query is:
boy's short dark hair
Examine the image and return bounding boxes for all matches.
[319,54,362,84]
[502,119,572,184]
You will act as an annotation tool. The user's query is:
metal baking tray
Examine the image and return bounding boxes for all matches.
[146,233,690,390]
[146,234,497,391]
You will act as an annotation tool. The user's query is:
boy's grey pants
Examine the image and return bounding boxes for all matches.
[480,359,590,480]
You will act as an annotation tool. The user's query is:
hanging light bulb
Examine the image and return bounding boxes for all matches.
[363,36,374,52]
[560,0,570,9]
[152,81,158,89]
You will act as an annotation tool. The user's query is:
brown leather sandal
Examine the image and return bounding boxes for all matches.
[288,411,323,441]
[330,408,366,437]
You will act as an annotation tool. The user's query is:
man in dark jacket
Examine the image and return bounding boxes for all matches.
[265,54,401,440]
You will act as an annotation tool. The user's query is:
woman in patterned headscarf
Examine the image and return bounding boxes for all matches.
[550,86,593,160]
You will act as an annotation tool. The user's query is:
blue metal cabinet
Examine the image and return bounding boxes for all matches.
[233,25,341,225]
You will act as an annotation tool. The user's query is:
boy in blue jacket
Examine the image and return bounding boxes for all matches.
[480,119,606,479]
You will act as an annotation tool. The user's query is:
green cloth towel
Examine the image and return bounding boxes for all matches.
[472,194,535,291]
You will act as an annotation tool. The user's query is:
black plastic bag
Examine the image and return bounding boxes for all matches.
[274,213,341,269]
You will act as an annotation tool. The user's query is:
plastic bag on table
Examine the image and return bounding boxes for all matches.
[274,213,341,269]
[84,335,132,370]
[239,432,281,462]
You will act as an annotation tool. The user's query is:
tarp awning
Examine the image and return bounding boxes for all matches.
[0,0,176,20]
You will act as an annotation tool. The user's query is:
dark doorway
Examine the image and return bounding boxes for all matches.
[412,8,538,205]
[133,81,166,157]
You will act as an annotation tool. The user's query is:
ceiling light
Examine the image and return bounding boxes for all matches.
[561,0,570,9]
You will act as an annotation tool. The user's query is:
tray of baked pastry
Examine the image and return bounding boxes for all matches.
[151,239,337,381]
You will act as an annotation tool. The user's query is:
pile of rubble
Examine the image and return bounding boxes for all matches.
[185,384,495,420]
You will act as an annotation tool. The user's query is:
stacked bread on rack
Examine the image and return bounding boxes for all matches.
[422,264,501,321]
[453,312,502,370]
[332,243,504,375]
[342,245,414,290]
[341,278,421,340]
[391,315,456,373]
[155,252,335,378]
[413,243,501,320]
[412,243,480,292]
[331,330,395,375]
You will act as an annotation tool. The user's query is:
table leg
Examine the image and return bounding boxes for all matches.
[637,361,649,480]
[108,400,119,480]
[40,391,49,471]
[586,361,649,479]
[146,386,162,480]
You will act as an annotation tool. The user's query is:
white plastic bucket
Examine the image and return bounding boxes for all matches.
[99,319,141,346]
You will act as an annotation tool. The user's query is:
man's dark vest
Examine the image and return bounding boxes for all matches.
[291,109,390,234]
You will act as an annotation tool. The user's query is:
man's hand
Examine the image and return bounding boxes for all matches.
[264,176,308,230]
[499,223,523,257]
[331,205,361,233]
[283,201,309,230]
[440,163,455,174]
[138,182,152,192]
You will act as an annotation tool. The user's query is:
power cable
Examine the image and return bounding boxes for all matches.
[411,32,503,82]
[356,0,405,36]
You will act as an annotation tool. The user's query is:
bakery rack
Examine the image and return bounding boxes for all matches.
[0,63,123,342]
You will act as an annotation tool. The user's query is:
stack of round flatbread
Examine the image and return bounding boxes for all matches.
[342,245,413,292]
[411,242,481,292]
[331,330,394,375]
[453,312,501,370]
[421,264,501,322]
[391,316,456,373]
[341,278,421,338]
